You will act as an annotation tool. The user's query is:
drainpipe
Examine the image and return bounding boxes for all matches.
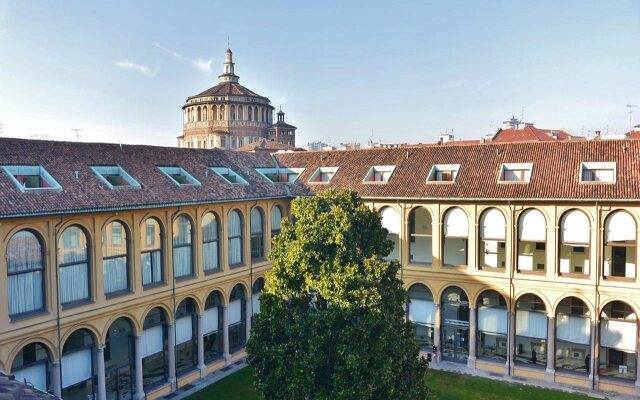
[170,208,180,391]
[54,216,64,398]
[592,201,600,391]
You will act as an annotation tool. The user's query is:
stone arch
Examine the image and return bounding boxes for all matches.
[141,303,174,324]
[101,313,142,339]
[61,324,102,347]
[8,337,58,368]
[176,295,203,314]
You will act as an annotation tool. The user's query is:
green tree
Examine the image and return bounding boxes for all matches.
[247,189,429,400]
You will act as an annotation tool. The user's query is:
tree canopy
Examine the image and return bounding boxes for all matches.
[247,189,429,400]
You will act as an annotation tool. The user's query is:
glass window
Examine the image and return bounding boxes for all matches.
[204,292,223,363]
[11,342,50,392]
[443,208,468,267]
[251,278,265,317]
[173,216,193,278]
[61,329,95,400]
[141,219,163,286]
[441,287,469,362]
[250,208,265,261]
[380,207,400,261]
[427,164,460,182]
[599,301,637,380]
[59,226,90,305]
[102,222,129,294]
[1,165,62,192]
[409,208,432,264]
[517,209,547,272]
[228,285,246,352]
[515,294,547,367]
[603,211,636,279]
[556,297,591,373]
[407,284,435,351]
[271,206,283,239]
[228,210,244,266]
[363,165,395,183]
[202,213,220,272]
[559,210,590,275]
[477,290,508,361]
[175,298,197,376]
[7,230,45,316]
[142,308,167,389]
[479,208,506,270]
[104,318,134,400]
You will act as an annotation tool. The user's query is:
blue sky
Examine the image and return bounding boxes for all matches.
[0,1,638,147]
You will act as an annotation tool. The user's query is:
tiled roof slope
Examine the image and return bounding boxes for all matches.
[492,127,576,142]
[0,373,57,399]
[0,138,306,219]
[187,82,269,101]
[234,139,305,153]
[275,140,640,201]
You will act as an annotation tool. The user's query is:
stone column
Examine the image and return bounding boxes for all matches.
[505,310,515,376]
[198,313,206,377]
[96,345,106,400]
[134,334,145,400]
[546,316,555,382]
[168,323,176,389]
[589,320,596,386]
[434,303,441,362]
[50,360,61,398]
[467,306,477,368]
[246,301,252,342]
[223,305,231,363]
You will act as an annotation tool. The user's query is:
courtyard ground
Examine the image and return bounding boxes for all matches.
[184,366,596,400]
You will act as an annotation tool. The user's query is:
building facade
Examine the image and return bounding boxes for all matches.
[177,49,296,150]
[3,137,640,398]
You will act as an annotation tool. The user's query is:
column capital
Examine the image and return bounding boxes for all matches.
[97,344,106,351]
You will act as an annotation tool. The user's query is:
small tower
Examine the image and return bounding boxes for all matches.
[218,48,239,83]
[269,108,297,147]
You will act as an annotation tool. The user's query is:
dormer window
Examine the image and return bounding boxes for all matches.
[158,166,201,186]
[91,166,141,189]
[363,165,395,184]
[308,167,339,184]
[499,163,533,183]
[427,164,460,183]
[255,167,304,183]
[580,162,616,183]
[1,165,62,192]
[210,167,248,184]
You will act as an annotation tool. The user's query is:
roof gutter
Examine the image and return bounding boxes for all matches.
[358,196,640,203]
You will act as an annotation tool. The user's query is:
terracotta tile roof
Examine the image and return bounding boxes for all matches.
[187,82,270,102]
[0,138,305,219]
[492,127,577,142]
[234,139,305,153]
[275,140,640,201]
[0,373,57,399]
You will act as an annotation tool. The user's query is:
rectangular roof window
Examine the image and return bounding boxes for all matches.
[308,167,339,184]
[158,166,201,186]
[1,165,62,192]
[427,164,460,183]
[255,167,304,183]
[210,167,248,184]
[91,166,141,189]
[580,162,616,183]
[498,163,533,183]
[363,165,396,184]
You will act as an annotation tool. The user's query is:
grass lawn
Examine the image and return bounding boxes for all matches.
[186,367,594,400]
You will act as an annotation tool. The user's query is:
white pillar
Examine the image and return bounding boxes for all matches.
[223,305,231,363]
[96,345,106,400]
[198,313,206,377]
[50,360,61,398]
[246,302,252,341]
[546,316,555,382]
[468,306,477,368]
[589,321,596,385]
[434,303,441,362]
[168,323,176,389]
[134,334,145,400]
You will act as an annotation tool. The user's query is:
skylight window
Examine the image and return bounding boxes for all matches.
[498,163,533,183]
[580,162,616,183]
[308,167,339,184]
[210,167,248,184]
[91,166,141,189]
[158,166,201,186]
[363,165,395,184]
[255,167,304,183]
[1,165,62,192]
[427,164,460,183]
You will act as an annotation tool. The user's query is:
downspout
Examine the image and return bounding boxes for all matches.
[397,199,404,283]
[249,200,258,320]
[593,201,600,390]
[54,216,64,396]
[508,200,514,377]
[170,208,180,391]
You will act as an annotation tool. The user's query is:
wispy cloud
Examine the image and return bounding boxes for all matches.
[114,60,158,77]
[441,78,494,91]
[154,43,213,75]
[0,1,9,37]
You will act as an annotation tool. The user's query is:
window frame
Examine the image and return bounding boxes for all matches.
[7,230,46,318]
[202,212,221,273]
[90,166,141,189]
[580,162,617,184]
[102,221,131,296]
[210,167,248,185]
[308,167,339,184]
[58,226,92,307]
[362,165,396,184]
[1,165,62,192]
[497,163,533,184]
[426,164,461,183]
[157,166,201,187]
[141,218,164,287]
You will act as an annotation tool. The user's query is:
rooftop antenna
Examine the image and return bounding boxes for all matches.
[520,106,525,122]
[71,128,84,142]
[627,104,638,127]
[227,36,230,48]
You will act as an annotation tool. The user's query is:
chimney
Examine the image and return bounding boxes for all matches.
[595,130,601,139]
